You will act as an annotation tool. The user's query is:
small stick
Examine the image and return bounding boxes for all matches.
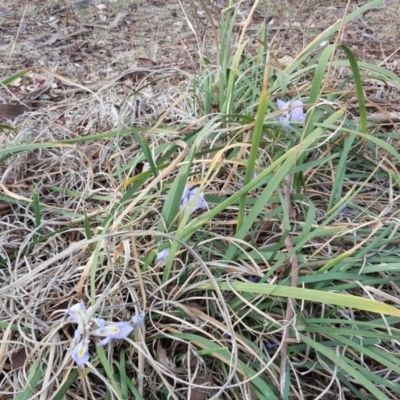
[279,175,299,395]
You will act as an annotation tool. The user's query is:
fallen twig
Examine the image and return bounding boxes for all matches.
[279,175,300,395]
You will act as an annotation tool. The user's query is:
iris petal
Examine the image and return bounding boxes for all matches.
[96,337,112,346]
[180,185,191,209]
[276,99,305,124]
[68,303,88,325]
[93,318,106,329]
[276,99,289,110]
[156,248,170,263]
[289,100,305,121]
[187,187,208,211]
[71,340,89,366]
[91,322,133,340]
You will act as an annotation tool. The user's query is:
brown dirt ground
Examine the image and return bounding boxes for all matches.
[1,0,399,117]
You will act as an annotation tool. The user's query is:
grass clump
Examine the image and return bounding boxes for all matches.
[1,0,400,399]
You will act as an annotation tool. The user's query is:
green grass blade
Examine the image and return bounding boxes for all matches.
[126,379,145,400]
[0,68,30,87]
[32,190,42,237]
[170,332,278,399]
[327,131,357,211]
[96,345,123,398]
[119,348,128,400]
[83,212,94,252]
[226,111,344,259]
[131,125,160,188]
[15,361,45,400]
[300,334,391,400]
[339,45,367,134]
[331,333,400,377]
[193,281,400,317]
[307,44,335,127]
[0,123,16,131]
[52,370,79,400]
[237,64,269,231]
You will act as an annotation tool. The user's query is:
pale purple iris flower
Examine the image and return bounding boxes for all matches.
[68,303,88,343]
[68,303,145,366]
[68,303,91,366]
[71,338,90,366]
[180,185,207,211]
[156,247,170,263]
[162,184,207,213]
[276,99,305,123]
[68,303,89,331]
[90,319,133,346]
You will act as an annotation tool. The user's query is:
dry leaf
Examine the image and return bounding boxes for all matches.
[26,72,48,84]
[36,32,63,48]
[108,12,128,30]
[369,112,400,123]
[96,4,108,11]
[0,203,12,215]
[11,348,27,370]
[156,343,185,373]
[0,104,29,120]
[277,55,295,66]
[189,373,213,400]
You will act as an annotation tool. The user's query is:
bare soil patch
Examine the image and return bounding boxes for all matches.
[0,0,399,115]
